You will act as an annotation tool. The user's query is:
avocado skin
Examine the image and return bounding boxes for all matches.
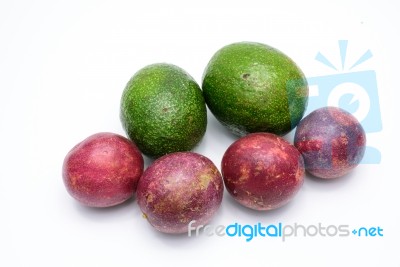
[120,63,207,158]
[202,42,308,136]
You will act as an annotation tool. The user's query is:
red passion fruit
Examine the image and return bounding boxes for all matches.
[62,132,144,207]
[137,152,223,234]
[222,133,305,211]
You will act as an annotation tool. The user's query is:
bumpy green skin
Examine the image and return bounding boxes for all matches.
[120,63,207,158]
[202,42,309,136]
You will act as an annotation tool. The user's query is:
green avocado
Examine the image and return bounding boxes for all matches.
[202,42,308,136]
[120,63,207,158]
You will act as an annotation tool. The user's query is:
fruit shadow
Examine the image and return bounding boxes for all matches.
[73,196,139,221]
[193,111,238,160]
[205,110,238,140]
[140,218,215,248]
[282,130,296,144]
[222,191,298,222]
[304,169,358,190]
[145,225,199,246]
[143,155,155,169]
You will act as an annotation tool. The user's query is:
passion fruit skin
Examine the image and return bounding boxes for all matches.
[294,107,366,179]
[137,152,223,234]
[221,133,305,211]
[62,132,144,208]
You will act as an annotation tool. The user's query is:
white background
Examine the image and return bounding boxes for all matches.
[0,0,398,266]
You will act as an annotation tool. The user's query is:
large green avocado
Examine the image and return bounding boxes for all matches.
[120,63,207,158]
[202,42,308,136]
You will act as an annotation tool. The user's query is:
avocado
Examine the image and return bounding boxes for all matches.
[120,63,207,158]
[202,42,309,136]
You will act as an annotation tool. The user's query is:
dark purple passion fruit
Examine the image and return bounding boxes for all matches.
[294,106,366,179]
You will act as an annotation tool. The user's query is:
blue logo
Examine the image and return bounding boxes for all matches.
[305,40,382,164]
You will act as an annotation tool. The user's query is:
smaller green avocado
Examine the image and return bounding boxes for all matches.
[120,63,207,158]
[202,42,309,136]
